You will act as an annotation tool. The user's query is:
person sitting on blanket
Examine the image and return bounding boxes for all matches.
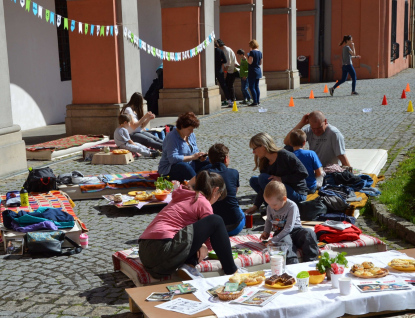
[114,114,161,158]
[245,132,309,215]
[283,110,351,168]
[138,171,243,280]
[188,143,245,236]
[260,181,319,264]
[158,112,210,182]
[290,129,323,194]
[120,92,163,150]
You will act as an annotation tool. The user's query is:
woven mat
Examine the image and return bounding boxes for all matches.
[26,135,105,152]
[0,190,88,243]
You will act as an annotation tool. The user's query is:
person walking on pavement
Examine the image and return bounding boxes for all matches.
[217,39,239,107]
[329,35,361,96]
[247,39,263,107]
[214,40,231,106]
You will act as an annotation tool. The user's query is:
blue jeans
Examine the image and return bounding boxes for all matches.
[227,208,246,237]
[248,78,260,104]
[250,173,307,204]
[168,159,211,182]
[241,78,251,101]
[333,64,357,92]
[148,130,166,140]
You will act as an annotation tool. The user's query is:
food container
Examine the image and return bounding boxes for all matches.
[216,286,244,301]
[245,214,253,228]
[154,190,170,201]
[308,270,326,284]
[113,193,123,203]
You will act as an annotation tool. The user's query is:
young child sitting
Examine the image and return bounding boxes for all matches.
[188,144,245,236]
[260,181,318,264]
[290,129,323,193]
[236,49,252,105]
[114,114,161,158]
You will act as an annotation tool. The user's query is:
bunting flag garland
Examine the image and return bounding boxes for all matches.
[12,0,215,62]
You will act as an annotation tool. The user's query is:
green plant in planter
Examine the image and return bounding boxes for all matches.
[155,177,173,191]
[316,251,348,274]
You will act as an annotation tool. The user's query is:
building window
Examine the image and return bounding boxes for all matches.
[391,0,398,61]
[55,0,71,81]
[404,0,411,57]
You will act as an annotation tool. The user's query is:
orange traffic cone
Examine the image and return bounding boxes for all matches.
[382,95,388,105]
[309,90,315,99]
[324,85,329,93]
[406,83,411,92]
[289,97,295,107]
[401,89,407,99]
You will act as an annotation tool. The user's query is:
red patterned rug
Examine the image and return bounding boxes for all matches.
[27,135,105,151]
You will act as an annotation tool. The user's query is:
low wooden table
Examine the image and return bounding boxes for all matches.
[126,249,415,318]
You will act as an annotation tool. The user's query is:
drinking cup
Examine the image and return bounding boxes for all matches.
[268,244,288,273]
[339,277,352,295]
[331,273,343,288]
[297,277,309,292]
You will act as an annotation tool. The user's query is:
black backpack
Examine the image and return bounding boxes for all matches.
[23,167,58,193]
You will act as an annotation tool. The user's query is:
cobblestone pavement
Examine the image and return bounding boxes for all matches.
[2,69,415,317]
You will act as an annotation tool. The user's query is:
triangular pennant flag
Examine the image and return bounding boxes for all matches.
[78,22,82,33]
[124,27,127,38]
[195,47,198,55]
[96,25,100,36]
[20,0,25,7]
[156,49,160,59]
[100,26,105,36]
[130,32,134,43]
[12,0,17,3]
[152,47,156,56]
[57,15,61,27]
[127,30,131,41]
[212,31,215,39]
[134,35,138,46]
[50,12,54,25]
[114,26,118,36]
[178,53,181,61]
[110,26,113,36]
[26,0,30,12]
[174,53,178,61]
[182,51,185,60]
[160,50,164,59]
[63,18,68,30]
[147,44,151,54]
[106,26,109,36]
[90,25,94,35]
[209,35,212,43]
[70,20,75,32]
[167,52,170,61]
[163,52,166,60]
[141,41,146,51]
[84,23,88,35]
[45,9,50,22]
[139,39,142,49]
[190,49,193,58]
[38,5,42,18]
[32,2,37,15]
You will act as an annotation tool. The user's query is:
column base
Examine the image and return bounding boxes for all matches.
[158,86,221,116]
[264,71,300,90]
[0,125,27,177]
[219,77,268,101]
[66,104,123,138]
[323,64,334,82]
[310,66,321,83]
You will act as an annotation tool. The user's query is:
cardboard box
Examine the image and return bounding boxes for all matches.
[1,220,82,251]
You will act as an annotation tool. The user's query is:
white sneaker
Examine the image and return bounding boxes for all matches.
[177,264,204,280]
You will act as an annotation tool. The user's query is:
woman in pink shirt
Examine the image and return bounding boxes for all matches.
[138,171,238,279]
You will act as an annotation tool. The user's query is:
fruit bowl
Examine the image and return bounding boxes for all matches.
[308,270,326,284]
[154,190,170,201]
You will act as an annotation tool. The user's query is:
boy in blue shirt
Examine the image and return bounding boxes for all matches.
[290,129,323,194]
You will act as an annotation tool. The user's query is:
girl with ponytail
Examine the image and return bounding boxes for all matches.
[139,171,242,279]
[329,35,361,96]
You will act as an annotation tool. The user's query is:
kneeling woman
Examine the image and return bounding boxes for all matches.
[138,171,238,278]
[246,132,308,214]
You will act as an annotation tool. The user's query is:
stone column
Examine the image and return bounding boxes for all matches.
[0,2,26,177]
[288,0,300,89]
[219,0,267,100]
[158,0,221,116]
[65,0,142,138]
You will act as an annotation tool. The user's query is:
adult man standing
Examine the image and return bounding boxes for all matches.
[217,39,239,107]
[283,111,351,167]
[214,40,230,105]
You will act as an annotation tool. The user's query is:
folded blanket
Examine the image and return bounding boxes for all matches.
[315,222,362,243]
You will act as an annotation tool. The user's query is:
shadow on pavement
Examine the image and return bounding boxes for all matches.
[23,133,67,146]
[94,205,164,218]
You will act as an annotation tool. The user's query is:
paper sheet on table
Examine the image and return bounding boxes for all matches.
[155,298,211,315]
[189,250,415,318]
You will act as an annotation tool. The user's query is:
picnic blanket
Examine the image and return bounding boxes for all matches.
[78,171,157,193]
[26,135,106,152]
[0,190,88,243]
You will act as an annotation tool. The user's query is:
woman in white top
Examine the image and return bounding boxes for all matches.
[120,92,163,150]
[329,35,361,96]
